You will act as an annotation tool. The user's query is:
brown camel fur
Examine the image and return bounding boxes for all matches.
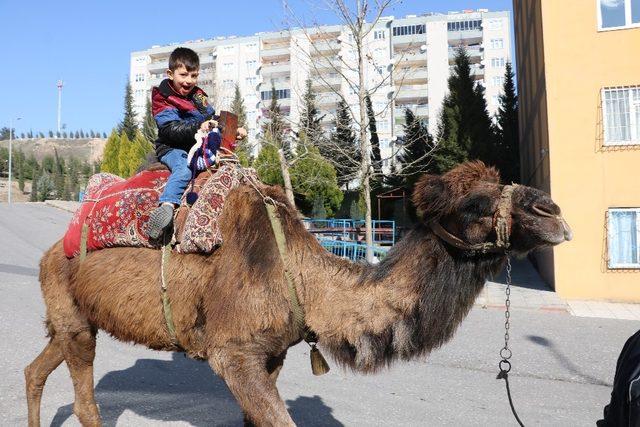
[25,161,572,426]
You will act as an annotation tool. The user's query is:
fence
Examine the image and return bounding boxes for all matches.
[318,238,389,262]
[302,218,396,246]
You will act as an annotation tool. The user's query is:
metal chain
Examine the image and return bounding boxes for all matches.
[497,254,524,427]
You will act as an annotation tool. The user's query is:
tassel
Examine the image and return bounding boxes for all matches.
[310,344,330,376]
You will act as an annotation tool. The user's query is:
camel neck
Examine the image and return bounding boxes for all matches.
[296,224,505,372]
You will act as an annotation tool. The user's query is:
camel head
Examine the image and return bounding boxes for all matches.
[412,161,572,255]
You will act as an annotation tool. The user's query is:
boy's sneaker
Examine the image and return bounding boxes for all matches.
[147,203,174,239]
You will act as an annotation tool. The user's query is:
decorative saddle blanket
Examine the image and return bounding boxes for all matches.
[63,163,256,258]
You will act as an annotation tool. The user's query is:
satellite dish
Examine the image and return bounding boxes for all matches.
[420,44,427,53]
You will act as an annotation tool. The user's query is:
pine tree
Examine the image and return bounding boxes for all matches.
[55,131,61,138]
[18,161,25,192]
[311,196,327,219]
[128,131,153,175]
[53,150,65,199]
[230,84,251,165]
[142,96,158,145]
[261,86,286,152]
[119,82,138,140]
[30,166,39,202]
[495,61,520,183]
[365,94,383,186]
[102,132,107,138]
[37,172,54,202]
[117,132,132,177]
[435,46,494,173]
[298,79,324,150]
[329,100,360,190]
[90,130,95,138]
[254,144,284,186]
[396,109,433,189]
[48,130,54,138]
[100,130,121,174]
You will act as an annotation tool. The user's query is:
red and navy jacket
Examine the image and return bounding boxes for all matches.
[152,79,215,158]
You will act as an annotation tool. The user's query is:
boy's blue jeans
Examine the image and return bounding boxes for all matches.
[158,149,192,205]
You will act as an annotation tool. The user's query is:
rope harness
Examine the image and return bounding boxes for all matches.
[429,183,524,425]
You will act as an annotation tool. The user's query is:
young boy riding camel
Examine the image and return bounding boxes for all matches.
[147,47,247,239]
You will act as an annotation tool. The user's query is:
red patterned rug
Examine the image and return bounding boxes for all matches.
[63,164,256,258]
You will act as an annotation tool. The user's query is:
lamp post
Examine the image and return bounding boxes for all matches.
[8,117,22,205]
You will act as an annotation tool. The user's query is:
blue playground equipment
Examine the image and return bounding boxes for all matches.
[302,218,396,246]
[317,238,389,262]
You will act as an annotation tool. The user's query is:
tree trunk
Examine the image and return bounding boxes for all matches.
[278,149,295,206]
[355,5,374,262]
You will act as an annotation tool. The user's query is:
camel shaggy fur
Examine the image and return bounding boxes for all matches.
[25,161,572,426]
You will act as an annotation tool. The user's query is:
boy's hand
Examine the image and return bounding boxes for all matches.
[236,127,248,140]
[200,120,218,132]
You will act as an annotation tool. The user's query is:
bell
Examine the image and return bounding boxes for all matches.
[310,344,330,376]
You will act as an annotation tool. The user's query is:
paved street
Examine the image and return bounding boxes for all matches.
[1,202,638,426]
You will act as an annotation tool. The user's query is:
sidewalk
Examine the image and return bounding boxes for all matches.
[478,257,640,321]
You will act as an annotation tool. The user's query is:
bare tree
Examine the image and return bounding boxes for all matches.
[281,0,436,261]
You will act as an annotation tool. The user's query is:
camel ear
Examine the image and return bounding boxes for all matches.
[412,174,448,218]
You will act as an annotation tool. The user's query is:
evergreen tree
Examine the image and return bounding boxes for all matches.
[435,46,494,173]
[102,132,107,138]
[37,172,54,202]
[90,130,95,138]
[41,155,55,173]
[53,150,65,199]
[494,61,520,183]
[80,130,85,138]
[55,131,61,138]
[230,84,251,165]
[67,158,80,200]
[142,96,158,145]
[62,131,67,138]
[117,132,132,177]
[100,130,121,174]
[261,85,286,152]
[39,132,44,138]
[20,133,25,139]
[329,100,360,189]
[18,161,25,192]
[30,166,39,202]
[74,130,79,139]
[311,196,327,219]
[298,79,324,150]
[0,127,11,140]
[48,130,54,138]
[254,144,283,186]
[119,82,138,140]
[128,131,153,175]
[365,94,383,185]
[396,109,433,189]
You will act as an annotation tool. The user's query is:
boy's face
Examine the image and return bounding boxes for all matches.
[166,64,199,96]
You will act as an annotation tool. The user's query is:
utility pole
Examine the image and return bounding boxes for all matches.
[57,80,63,133]
[8,117,22,204]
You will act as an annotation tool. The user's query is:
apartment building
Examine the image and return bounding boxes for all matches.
[514,0,640,301]
[130,9,510,165]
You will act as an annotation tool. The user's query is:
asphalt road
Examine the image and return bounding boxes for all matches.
[1,203,638,426]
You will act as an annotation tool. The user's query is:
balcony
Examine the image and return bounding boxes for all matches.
[395,104,428,118]
[392,33,427,48]
[395,84,428,101]
[448,46,483,63]
[310,39,341,55]
[148,59,168,73]
[394,67,428,84]
[447,28,483,44]
[316,92,343,106]
[393,50,427,66]
[260,61,291,76]
[261,46,290,60]
[310,75,342,90]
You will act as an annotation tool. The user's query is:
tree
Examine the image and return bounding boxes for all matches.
[396,110,434,188]
[102,132,107,138]
[328,100,360,190]
[30,166,39,202]
[73,131,79,139]
[38,132,45,138]
[0,127,12,140]
[311,196,327,219]
[20,133,25,139]
[298,79,324,150]
[62,131,67,138]
[53,150,66,199]
[494,61,520,183]
[90,130,95,138]
[230,84,252,166]
[100,130,121,175]
[127,131,153,175]
[117,132,133,177]
[18,161,25,192]
[435,46,494,174]
[48,130,54,138]
[55,131,61,138]
[37,172,54,202]
[254,143,284,186]
[119,82,138,140]
[365,94,383,187]
[80,130,85,138]
[142,96,158,146]
[259,85,294,205]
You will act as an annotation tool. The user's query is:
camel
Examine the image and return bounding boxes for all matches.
[25,161,572,426]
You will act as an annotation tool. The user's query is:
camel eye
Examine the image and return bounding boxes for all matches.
[460,194,493,220]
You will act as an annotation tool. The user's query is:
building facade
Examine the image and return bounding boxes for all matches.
[130,9,510,165]
[514,0,640,301]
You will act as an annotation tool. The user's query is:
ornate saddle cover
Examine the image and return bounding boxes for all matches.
[63,163,256,258]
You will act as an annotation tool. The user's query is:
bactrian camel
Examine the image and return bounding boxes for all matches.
[25,161,572,426]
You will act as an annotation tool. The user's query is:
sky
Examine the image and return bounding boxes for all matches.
[0,0,513,137]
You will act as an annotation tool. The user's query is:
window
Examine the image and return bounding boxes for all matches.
[490,38,504,49]
[598,0,640,30]
[608,208,640,268]
[223,79,234,88]
[374,30,385,40]
[260,89,290,100]
[223,46,235,52]
[223,62,233,70]
[246,77,257,86]
[246,60,257,68]
[602,86,640,145]
[392,24,426,36]
[134,73,145,82]
[447,20,482,32]
[491,57,505,67]
[486,19,503,30]
[492,76,504,86]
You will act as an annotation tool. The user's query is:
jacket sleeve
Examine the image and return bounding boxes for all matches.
[155,107,203,150]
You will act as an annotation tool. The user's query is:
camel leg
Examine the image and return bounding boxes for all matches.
[61,327,101,427]
[24,338,65,427]
[210,350,294,427]
[242,350,288,427]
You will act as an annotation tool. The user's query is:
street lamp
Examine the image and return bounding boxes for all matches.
[8,117,22,205]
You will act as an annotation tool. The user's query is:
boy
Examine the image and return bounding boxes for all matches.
[147,47,246,239]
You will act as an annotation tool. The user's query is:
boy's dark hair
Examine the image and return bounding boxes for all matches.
[168,47,200,71]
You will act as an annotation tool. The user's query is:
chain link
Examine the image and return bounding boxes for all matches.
[500,256,513,362]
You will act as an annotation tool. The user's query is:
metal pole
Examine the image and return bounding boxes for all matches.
[57,80,63,133]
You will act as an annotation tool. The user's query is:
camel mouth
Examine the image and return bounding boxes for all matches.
[537,215,572,246]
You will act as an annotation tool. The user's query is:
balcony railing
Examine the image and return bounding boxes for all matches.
[396,84,428,100]
[261,62,291,75]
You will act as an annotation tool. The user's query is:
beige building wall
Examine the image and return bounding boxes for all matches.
[514,0,640,301]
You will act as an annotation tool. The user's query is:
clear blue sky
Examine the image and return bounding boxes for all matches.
[0,0,513,136]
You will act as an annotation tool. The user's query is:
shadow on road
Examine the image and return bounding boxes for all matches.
[0,263,39,277]
[51,352,341,426]
[527,335,611,386]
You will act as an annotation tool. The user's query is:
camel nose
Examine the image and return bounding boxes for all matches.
[559,216,573,241]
